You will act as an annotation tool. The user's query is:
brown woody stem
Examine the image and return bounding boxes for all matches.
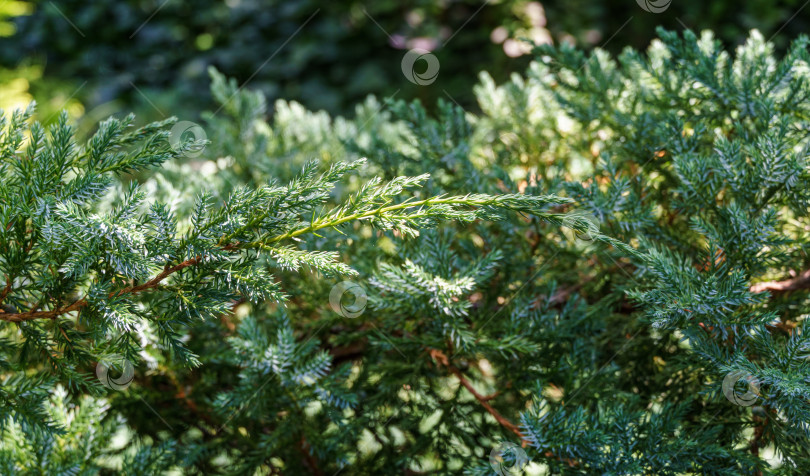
[750,268,810,294]
[0,248,229,323]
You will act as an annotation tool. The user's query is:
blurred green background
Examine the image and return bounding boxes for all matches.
[2,0,810,125]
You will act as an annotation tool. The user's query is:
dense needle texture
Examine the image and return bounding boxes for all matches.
[1,29,809,474]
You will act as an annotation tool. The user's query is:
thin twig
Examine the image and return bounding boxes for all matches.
[750,268,810,294]
[0,247,233,323]
[428,348,526,442]
[449,365,526,440]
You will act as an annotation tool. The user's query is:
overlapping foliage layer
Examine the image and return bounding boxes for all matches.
[1,29,809,474]
[4,0,810,118]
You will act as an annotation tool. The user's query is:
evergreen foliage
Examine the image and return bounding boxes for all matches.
[2,28,810,474]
